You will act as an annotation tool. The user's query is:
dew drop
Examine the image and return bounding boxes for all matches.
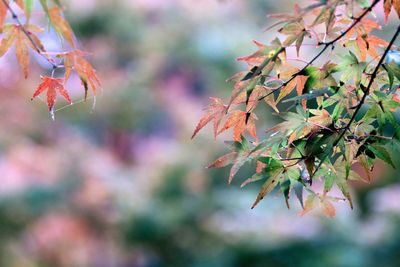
[50,107,55,121]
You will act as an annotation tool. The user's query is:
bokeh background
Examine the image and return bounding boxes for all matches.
[0,0,399,266]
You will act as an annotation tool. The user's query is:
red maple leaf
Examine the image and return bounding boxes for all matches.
[31,76,72,111]
[192,97,227,139]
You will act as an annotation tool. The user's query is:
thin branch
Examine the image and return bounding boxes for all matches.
[284,158,303,168]
[280,156,305,161]
[1,0,58,69]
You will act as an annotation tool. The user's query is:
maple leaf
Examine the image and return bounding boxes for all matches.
[321,199,336,217]
[299,194,318,216]
[0,2,7,32]
[334,51,366,84]
[237,40,269,64]
[49,6,75,47]
[338,17,387,61]
[318,159,357,209]
[250,158,284,209]
[276,66,307,103]
[266,112,305,137]
[14,0,24,9]
[207,152,237,169]
[336,17,381,44]
[312,5,337,33]
[0,24,45,78]
[355,35,389,61]
[392,0,400,18]
[237,38,284,65]
[31,76,72,111]
[232,84,280,113]
[267,109,332,145]
[192,97,227,139]
[207,136,255,184]
[247,84,279,112]
[300,193,340,217]
[58,50,101,99]
[303,62,337,91]
[384,0,400,24]
[279,19,310,56]
[266,3,321,31]
[218,111,258,141]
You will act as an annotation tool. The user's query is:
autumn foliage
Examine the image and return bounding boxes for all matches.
[0,0,100,113]
[193,0,400,216]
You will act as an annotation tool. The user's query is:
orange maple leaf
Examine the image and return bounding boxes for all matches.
[0,24,45,78]
[32,76,72,111]
[58,50,101,99]
[192,97,227,139]
[338,17,381,41]
[355,35,389,61]
[275,66,307,104]
[247,85,276,112]
[0,1,7,32]
[218,111,258,141]
[49,6,75,47]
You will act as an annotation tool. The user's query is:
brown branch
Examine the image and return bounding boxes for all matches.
[284,158,304,168]
[280,156,305,161]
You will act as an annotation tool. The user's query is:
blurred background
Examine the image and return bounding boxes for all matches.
[0,0,399,266]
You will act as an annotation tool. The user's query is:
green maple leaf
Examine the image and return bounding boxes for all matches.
[334,51,366,85]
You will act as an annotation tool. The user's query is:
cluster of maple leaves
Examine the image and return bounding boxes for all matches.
[193,0,400,216]
[0,0,100,112]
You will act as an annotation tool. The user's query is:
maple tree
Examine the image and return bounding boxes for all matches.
[0,0,100,116]
[193,0,400,216]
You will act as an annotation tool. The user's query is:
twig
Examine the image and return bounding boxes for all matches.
[280,156,305,161]
[284,158,303,168]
